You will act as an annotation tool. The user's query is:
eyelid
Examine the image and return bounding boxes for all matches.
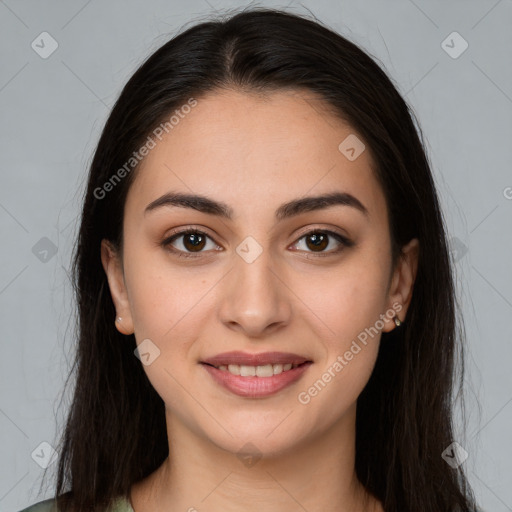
[288,228,353,257]
[292,224,352,245]
[161,226,221,257]
[161,225,353,258]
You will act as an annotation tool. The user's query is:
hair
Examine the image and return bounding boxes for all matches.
[41,6,478,512]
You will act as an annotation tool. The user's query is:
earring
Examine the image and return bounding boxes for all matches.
[394,316,402,327]
[116,316,122,324]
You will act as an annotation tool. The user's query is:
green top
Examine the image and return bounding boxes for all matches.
[19,495,486,512]
[18,496,134,512]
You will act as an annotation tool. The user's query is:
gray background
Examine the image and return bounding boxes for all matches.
[1,0,511,510]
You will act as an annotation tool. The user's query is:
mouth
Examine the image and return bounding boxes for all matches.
[201,361,310,377]
[199,353,313,398]
[201,350,312,368]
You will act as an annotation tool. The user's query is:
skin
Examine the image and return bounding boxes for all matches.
[101,89,419,512]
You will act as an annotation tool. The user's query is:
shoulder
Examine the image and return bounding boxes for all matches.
[18,498,58,512]
[18,496,133,512]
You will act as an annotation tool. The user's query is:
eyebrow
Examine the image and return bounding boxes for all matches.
[144,191,369,220]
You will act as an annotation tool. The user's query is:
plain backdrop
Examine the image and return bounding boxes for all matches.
[0,1,511,510]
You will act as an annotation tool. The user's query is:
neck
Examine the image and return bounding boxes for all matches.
[130,402,382,512]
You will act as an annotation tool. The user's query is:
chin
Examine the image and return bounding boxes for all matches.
[205,421,307,460]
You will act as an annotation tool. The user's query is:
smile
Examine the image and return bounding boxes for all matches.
[209,362,302,377]
[200,361,312,398]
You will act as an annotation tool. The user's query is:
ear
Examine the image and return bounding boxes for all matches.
[100,239,134,335]
[382,238,419,333]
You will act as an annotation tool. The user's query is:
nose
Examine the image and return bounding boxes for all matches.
[217,244,292,338]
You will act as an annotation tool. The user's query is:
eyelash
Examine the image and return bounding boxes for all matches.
[160,227,354,260]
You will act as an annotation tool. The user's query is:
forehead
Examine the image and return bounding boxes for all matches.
[125,89,386,224]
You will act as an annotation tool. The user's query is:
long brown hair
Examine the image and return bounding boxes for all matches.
[40,7,478,511]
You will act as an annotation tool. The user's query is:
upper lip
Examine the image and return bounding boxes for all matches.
[201,351,312,367]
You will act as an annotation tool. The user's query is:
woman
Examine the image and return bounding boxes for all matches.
[21,7,480,512]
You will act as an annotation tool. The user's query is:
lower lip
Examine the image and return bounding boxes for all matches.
[201,362,313,398]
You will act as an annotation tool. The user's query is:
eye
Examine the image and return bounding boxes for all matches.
[161,228,220,258]
[161,227,354,259]
[290,229,354,257]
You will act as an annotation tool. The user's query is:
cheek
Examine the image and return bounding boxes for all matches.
[293,256,389,405]
[123,248,217,378]
[298,258,390,345]
[295,269,386,425]
[122,254,207,408]
[124,245,199,335]
[127,272,177,338]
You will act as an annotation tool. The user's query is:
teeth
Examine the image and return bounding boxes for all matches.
[216,362,302,376]
[240,365,256,377]
[256,364,273,377]
[227,364,240,375]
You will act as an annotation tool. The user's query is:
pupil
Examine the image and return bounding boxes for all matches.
[307,233,327,251]
[185,233,205,251]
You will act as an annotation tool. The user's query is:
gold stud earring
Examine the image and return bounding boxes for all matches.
[394,316,402,327]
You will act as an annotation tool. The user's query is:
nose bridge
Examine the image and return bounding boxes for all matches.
[218,234,290,336]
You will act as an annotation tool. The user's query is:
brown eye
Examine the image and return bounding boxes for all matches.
[304,232,329,252]
[162,227,353,260]
[182,232,206,252]
[162,228,218,258]
[291,229,354,256]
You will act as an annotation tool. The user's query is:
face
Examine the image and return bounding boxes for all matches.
[101,89,418,457]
